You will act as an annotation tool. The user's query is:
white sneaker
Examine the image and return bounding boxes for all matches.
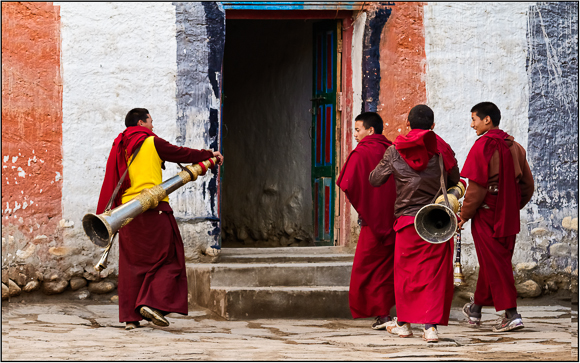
[371,316,394,330]
[386,318,413,338]
[384,320,397,330]
[422,327,439,342]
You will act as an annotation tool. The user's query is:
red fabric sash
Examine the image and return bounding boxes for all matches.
[435,134,458,173]
[394,129,438,171]
[96,126,156,214]
[461,129,520,237]
[337,134,396,241]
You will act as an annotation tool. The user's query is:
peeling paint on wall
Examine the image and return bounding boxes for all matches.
[1,2,63,244]
[57,2,178,275]
[423,2,531,167]
[348,12,367,234]
[422,2,533,271]
[350,11,366,152]
[173,2,225,250]
[361,5,391,113]
[378,2,427,142]
[2,1,577,297]
[526,1,578,271]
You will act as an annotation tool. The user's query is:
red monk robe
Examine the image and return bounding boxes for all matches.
[370,129,459,326]
[97,126,214,323]
[337,133,397,319]
[461,129,534,311]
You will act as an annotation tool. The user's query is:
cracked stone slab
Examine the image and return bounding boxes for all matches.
[36,314,91,325]
[324,334,458,347]
[261,325,335,334]
[83,305,120,317]
[516,306,570,312]
[229,327,278,337]
[2,301,576,361]
[523,311,570,318]
[196,320,249,329]
[293,339,331,345]
[381,351,462,358]
[166,311,207,318]
[3,304,62,317]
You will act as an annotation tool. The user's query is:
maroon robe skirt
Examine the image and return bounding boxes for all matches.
[393,216,454,325]
[349,226,396,319]
[118,202,188,322]
[471,193,517,311]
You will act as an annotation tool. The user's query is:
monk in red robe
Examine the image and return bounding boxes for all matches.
[458,102,534,332]
[370,105,459,343]
[96,108,223,330]
[337,112,397,330]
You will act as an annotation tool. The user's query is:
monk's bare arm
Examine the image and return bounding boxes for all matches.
[369,146,394,187]
[460,180,487,221]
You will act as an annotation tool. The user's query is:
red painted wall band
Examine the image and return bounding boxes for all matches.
[1,2,63,241]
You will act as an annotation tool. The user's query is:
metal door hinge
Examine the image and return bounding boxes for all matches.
[337,92,343,111]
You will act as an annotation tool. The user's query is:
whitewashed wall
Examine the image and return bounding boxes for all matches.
[424,2,532,165]
[348,11,367,241]
[423,2,536,269]
[57,2,209,274]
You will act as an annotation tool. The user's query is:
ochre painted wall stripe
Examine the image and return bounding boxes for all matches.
[378,2,427,141]
[1,2,63,240]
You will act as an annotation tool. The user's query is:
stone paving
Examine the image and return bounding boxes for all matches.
[2,298,578,361]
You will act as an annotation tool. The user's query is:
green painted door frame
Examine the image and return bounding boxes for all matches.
[312,20,340,246]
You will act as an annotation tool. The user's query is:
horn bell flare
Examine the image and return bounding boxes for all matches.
[414,204,457,244]
[82,213,112,247]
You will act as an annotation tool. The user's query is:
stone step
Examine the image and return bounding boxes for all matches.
[220,246,350,255]
[209,286,351,320]
[191,262,352,288]
[218,247,354,263]
[186,247,355,320]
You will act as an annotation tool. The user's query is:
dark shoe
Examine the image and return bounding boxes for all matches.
[462,297,482,326]
[371,316,393,330]
[492,313,524,332]
[139,306,169,327]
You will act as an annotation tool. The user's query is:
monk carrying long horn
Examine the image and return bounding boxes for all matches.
[95,108,223,330]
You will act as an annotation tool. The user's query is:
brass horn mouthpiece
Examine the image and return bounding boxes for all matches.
[453,262,465,286]
[94,241,113,272]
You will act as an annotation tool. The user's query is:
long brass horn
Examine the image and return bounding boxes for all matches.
[83,157,217,270]
[414,181,465,244]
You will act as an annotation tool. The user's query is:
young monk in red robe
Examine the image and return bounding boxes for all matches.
[370,105,460,343]
[96,108,223,330]
[337,112,397,330]
[458,102,534,332]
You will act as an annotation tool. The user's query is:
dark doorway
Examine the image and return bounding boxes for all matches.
[221,19,316,248]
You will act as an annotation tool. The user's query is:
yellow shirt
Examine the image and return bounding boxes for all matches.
[121,136,169,204]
